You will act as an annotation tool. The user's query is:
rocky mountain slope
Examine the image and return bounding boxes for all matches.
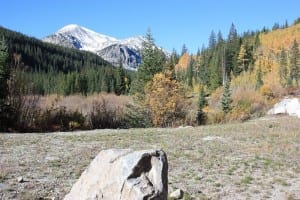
[43,24,145,70]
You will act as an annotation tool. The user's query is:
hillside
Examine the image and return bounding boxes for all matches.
[0,26,132,95]
[260,23,300,54]
[0,26,112,72]
[1,116,299,199]
[255,23,300,76]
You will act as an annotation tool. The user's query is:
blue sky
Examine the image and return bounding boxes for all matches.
[1,0,299,53]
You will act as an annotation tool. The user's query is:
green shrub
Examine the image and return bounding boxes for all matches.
[123,103,152,128]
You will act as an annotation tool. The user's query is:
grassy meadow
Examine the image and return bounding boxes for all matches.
[1,115,299,199]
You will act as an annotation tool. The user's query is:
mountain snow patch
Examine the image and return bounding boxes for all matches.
[267,98,300,118]
[43,24,149,70]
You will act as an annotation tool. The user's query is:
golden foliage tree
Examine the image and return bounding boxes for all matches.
[175,52,190,72]
[237,44,248,72]
[255,23,300,75]
[145,71,184,127]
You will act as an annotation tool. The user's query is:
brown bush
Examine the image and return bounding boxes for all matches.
[207,74,269,124]
[36,106,86,132]
[87,98,125,129]
[39,93,131,116]
[207,111,226,124]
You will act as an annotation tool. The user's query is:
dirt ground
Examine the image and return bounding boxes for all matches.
[1,115,299,199]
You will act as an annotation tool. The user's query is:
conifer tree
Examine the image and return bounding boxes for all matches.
[115,59,126,95]
[254,33,260,51]
[181,44,188,56]
[208,30,217,49]
[130,29,165,95]
[197,87,208,125]
[279,48,288,86]
[221,81,232,114]
[78,74,88,96]
[164,49,178,81]
[197,48,209,86]
[217,31,223,43]
[256,65,263,90]
[226,23,240,77]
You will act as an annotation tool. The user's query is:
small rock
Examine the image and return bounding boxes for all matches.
[17,176,24,183]
[170,189,184,199]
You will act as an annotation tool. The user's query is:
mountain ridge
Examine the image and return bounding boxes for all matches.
[43,24,146,70]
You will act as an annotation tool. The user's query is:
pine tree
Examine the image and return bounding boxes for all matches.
[254,33,260,51]
[217,31,224,45]
[256,65,263,90]
[197,48,209,86]
[209,59,222,91]
[78,74,88,96]
[164,49,178,81]
[115,59,126,95]
[181,44,188,56]
[130,29,165,95]
[208,30,217,49]
[289,39,300,85]
[221,81,232,114]
[279,48,288,86]
[197,87,208,125]
[226,23,240,77]
[284,20,289,28]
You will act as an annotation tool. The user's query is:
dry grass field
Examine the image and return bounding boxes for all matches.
[0,115,299,199]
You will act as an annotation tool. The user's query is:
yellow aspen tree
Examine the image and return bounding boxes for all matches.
[237,44,247,72]
[145,71,182,127]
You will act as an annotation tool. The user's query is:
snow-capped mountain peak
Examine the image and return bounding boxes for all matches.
[56,24,82,33]
[43,24,166,70]
[53,24,118,52]
[120,36,145,50]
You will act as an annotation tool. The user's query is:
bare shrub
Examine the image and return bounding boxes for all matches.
[209,87,224,109]
[207,111,226,124]
[87,97,125,129]
[36,106,85,132]
[231,85,267,121]
[34,94,132,131]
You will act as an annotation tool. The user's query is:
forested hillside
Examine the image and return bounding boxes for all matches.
[0,26,131,95]
[174,20,300,93]
[166,19,300,125]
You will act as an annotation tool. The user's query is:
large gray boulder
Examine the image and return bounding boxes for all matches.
[64,149,168,200]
